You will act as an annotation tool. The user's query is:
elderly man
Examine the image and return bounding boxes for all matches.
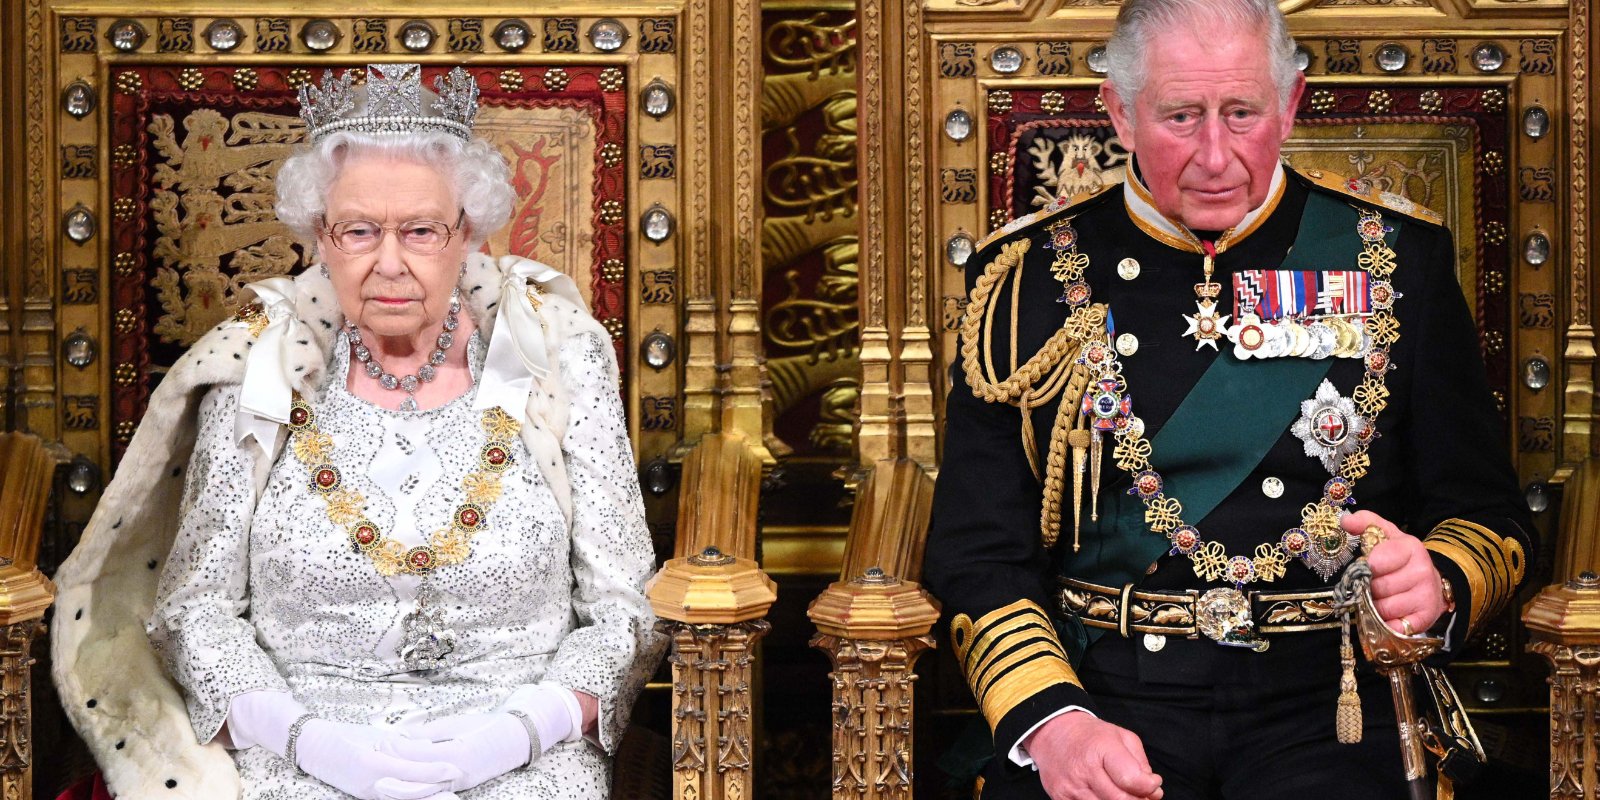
[922,1,1533,798]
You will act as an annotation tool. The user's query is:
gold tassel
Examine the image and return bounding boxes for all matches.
[1089,431,1103,524]
[1337,615,1363,744]
[1069,428,1090,551]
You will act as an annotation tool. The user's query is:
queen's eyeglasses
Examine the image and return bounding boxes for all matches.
[320,211,465,255]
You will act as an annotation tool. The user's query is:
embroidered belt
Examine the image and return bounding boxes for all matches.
[1057,576,1342,640]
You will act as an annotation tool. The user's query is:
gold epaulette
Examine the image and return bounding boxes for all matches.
[1299,168,1445,226]
[973,182,1118,253]
[951,599,1083,731]
[1423,518,1526,635]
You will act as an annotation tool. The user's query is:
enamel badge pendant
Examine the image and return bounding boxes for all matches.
[1181,302,1231,351]
[1291,379,1372,474]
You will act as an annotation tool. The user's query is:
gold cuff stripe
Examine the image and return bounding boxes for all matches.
[956,601,1064,677]
[976,653,1081,732]
[951,600,1080,729]
[1424,519,1526,630]
[972,634,1068,698]
[969,621,1061,684]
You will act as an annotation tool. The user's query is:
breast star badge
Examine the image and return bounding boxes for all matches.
[1181,302,1230,351]
[1290,379,1372,474]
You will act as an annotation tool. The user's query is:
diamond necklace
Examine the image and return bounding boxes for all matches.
[347,290,460,412]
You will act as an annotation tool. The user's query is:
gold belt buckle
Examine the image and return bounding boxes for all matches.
[1195,588,1269,652]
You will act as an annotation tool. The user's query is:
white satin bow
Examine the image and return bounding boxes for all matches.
[474,256,584,424]
[235,277,306,459]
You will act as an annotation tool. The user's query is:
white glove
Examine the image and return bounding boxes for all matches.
[297,718,465,800]
[225,691,463,800]
[387,713,530,793]
[392,683,583,792]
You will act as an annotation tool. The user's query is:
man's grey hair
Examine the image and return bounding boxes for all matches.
[1105,0,1299,114]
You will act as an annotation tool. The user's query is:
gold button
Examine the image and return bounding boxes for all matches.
[1143,633,1167,652]
[1116,333,1139,356]
[1118,258,1141,280]
[1262,477,1285,498]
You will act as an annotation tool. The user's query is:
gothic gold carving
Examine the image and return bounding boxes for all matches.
[940,168,977,203]
[810,632,932,800]
[660,621,770,797]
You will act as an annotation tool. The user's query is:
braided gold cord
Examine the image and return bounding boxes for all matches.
[960,239,1104,406]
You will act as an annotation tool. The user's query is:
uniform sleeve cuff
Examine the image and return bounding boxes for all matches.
[992,681,1098,776]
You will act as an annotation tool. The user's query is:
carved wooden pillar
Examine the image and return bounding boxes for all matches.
[680,0,772,460]
[647,433,777,800]
[1525,457,1600,799]
[0,433,59,799]
[1562,0,1595,465]
[807,460,940,799]
[855,0,935,467]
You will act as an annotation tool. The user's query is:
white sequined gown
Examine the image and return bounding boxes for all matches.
[148,329,662,799]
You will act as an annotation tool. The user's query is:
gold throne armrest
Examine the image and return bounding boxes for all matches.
[807,459,940,800]
[0,433,61,799]
[645,433,776,800]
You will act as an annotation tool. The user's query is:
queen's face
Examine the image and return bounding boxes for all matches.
[319,156,468,341]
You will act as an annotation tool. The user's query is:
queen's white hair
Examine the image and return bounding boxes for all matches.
[275,128,516,251]
[1105,0,1299,119]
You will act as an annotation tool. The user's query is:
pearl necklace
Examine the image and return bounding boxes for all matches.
[347,291,460,412]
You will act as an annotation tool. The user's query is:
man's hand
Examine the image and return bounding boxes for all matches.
[1340,510,1447,634]
[1024,711,1163,800]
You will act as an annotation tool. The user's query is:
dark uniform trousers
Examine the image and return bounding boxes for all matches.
[925,165,1534,800]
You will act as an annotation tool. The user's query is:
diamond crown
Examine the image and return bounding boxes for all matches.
[299,63,479,144]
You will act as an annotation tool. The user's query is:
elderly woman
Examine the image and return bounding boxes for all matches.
[51,64,662,800]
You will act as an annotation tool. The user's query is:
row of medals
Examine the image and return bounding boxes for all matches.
[1228,312,1374,361]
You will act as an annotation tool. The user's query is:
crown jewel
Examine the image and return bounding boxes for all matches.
[298,64,479,144]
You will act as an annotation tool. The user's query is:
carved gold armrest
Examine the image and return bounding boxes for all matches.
[1523,457,1600,800]
[645,433,776,800]
[0,433,62,798]
[807,460,940,800]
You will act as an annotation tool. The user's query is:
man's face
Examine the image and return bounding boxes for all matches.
[1103,24,1305,232]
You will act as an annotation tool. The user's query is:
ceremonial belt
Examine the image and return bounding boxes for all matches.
[1057,577,1342,639]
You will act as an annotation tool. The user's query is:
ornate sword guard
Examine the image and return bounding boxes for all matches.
[1351,575,1444,668]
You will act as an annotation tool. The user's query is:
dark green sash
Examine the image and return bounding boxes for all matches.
[1070,191,1400,601]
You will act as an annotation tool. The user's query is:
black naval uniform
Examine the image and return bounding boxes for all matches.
[923,164,1534,800]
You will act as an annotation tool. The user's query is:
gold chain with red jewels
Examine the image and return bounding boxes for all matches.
[286,393,522,577]
[1085,208,1401,587]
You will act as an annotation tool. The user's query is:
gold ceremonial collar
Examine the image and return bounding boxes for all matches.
[1123,159,1286,255]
